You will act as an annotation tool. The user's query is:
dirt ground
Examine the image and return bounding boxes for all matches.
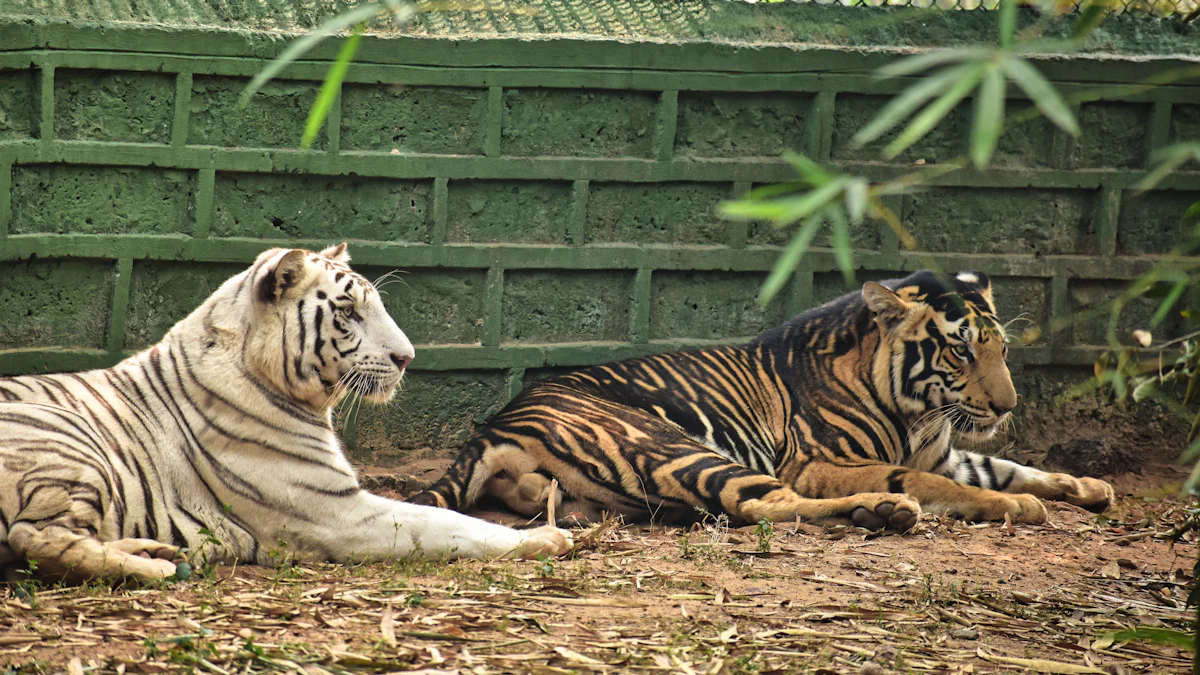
[1,450,1197,675]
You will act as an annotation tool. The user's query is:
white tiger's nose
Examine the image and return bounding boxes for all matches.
[390,353,412,371]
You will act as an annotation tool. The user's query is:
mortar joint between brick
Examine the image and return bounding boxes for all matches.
[327,86,342,155]
[808,91,836,161]
[193,168,216,239]
[431,177,450,245]
[728,182,751,249]
[485,86,503,158]
[568,179,590,246]
[1096,187,1121,258]
[506,367,527,403]
[171,72,193,147]
[631,268,652,344]
[38,63,54,144]
[483,266,505,347]
[1048,261,1072,352]
[1147,101,1173,164]
[790,259,815,317]
[0,159,11,241]
[655,90,680,163]
[107,258,134,355]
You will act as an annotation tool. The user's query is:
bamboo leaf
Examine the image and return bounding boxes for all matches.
[1001,56,1080,137]
[845,179,868,225]
[774,179,849,226]
[875,48,990,78]
[1151,279,1187,326]
[998,0,1017,49]
[1069,1,1112,41]
[828,207,856,286]
[1188,367,1200,407]
[758,214,823,308]
[883,64,985,160]
[735,181,810,201]
[1109,627,1193,650]
[853,64,977,147]
[1179,434,1200,465]
[1185,200,1200,222]
[1134,157,1188,193]
[301,24,364,150]
[971,66,1006,169]
[718,200,791,222]
[781,151,834,184]
[240,2,386,107]
[1132,378,1157,403]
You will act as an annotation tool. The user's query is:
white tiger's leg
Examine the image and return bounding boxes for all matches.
[7,523,178,582]
[109,538,182,561]
[299,491,572,563]
[920,447,1114,513]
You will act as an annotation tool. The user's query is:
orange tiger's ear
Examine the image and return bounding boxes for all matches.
[258,249,309,304]
[319,242,350,263]
[863,281,910,331]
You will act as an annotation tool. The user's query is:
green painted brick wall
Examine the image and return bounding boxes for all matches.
[1,14,1199,457]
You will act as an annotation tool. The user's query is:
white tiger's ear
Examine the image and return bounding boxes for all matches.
[863,281,910,331]
[320,242,350,263]
[258,249,309,304]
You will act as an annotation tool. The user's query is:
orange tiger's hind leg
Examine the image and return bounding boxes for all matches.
[7,523,180,583]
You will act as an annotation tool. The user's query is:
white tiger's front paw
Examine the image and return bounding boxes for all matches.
[513,525,574,559]
[1053,474,1115,514]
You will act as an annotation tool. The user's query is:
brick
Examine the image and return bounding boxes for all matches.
[831,94,967,164]
[522,365,582,388]
[1170,104,1200,170]
[502,88,656,158]
[990,277,1049,344]
[352,371,507,454]
[189,75,324,149]
[0,259,112,350]
[1069,279,1187,346]
[54,69,173,144]
[651,271,788,340]
[811,270,894,308]
[674,92,810,158]
[1117,189,1200,255]
[747,210,880,250]
[0,68,35,140]
[11,165,195,235]
[1072,102,1149,169]
[447,180,571,244]
[991,101,1055,169]
[903,187,1092,255]
[340,84,487,154]
[503,271,632,343]
[212,173,431,241]
[586,182,729,244]
[357,267,486,345]
[123,262,245,349]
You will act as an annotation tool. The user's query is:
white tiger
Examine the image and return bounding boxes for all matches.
[0,244,572,583]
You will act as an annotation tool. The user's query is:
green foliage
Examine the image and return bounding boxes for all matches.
[718,0,1115,307]
[753,519,775,553]
[718,152,917,307]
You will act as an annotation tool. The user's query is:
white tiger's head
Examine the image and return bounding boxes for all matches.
[239,243,415,411]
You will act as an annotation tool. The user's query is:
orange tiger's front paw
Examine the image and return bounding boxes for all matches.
[850,494,922,533]
[998,493,1047,524]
